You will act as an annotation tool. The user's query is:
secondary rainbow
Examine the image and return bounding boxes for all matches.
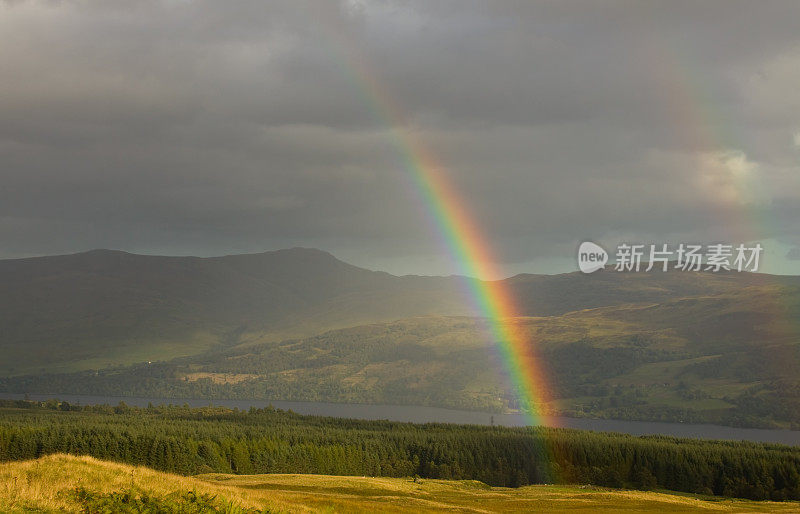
[331,44,554,427]
[645,32,800,352]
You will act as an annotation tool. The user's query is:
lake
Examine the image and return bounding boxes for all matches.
[3,393,799,446]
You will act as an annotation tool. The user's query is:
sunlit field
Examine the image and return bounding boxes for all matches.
[2,454,798,513]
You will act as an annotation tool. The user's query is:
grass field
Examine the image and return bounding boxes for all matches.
[1,454,798,513]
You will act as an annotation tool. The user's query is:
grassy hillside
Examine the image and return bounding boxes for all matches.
[1,454,797,513]
[7,278,799,426]
[0,454,280,512]
[0,248,474,375]
[3,248,799,427]
[5,247,797,376]
[506,267,800,316]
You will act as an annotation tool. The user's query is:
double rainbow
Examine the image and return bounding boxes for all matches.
[319,5,797,430]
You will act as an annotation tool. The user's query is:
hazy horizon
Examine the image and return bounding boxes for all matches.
[4,245,800,281]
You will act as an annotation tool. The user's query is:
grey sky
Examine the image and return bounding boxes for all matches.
[1,0,799,276]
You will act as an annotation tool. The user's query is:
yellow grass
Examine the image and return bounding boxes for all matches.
[2,454,798,513]
[0,454,293,513]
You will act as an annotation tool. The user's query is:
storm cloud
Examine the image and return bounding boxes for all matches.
[1,0,799,276]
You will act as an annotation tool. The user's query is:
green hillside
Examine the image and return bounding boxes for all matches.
[3,248,797,377]
[0,248,474,375]
[506,267,800,315]
[6,280,800,427]
[2,249,800,428]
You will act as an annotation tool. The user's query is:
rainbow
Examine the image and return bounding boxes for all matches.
[326,32,554,427]
[314,6,797,433]
[645,36,767,244]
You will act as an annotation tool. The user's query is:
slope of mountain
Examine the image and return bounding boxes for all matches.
[4,247,797,376]
[0,248,473,375]
[6,280,799,427]
[506,267,800,315]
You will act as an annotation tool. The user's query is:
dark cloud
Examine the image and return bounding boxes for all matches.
[1,0,799,276]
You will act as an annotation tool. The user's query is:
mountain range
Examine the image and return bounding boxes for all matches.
[2,248,799,428]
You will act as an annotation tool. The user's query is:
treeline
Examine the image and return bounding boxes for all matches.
[1,400,799,501]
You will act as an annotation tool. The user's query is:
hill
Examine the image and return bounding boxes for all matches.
[2,248,800,427]
[505,267,800,315]
[3,247,798,377]
[0,248,474,375]
[6,279,800,426]
[1,454,797,513]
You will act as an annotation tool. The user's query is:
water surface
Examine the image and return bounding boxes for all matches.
[3,393,798,446]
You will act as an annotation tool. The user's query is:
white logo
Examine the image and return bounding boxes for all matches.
[574,241,763,273]
[578,241,608,273]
